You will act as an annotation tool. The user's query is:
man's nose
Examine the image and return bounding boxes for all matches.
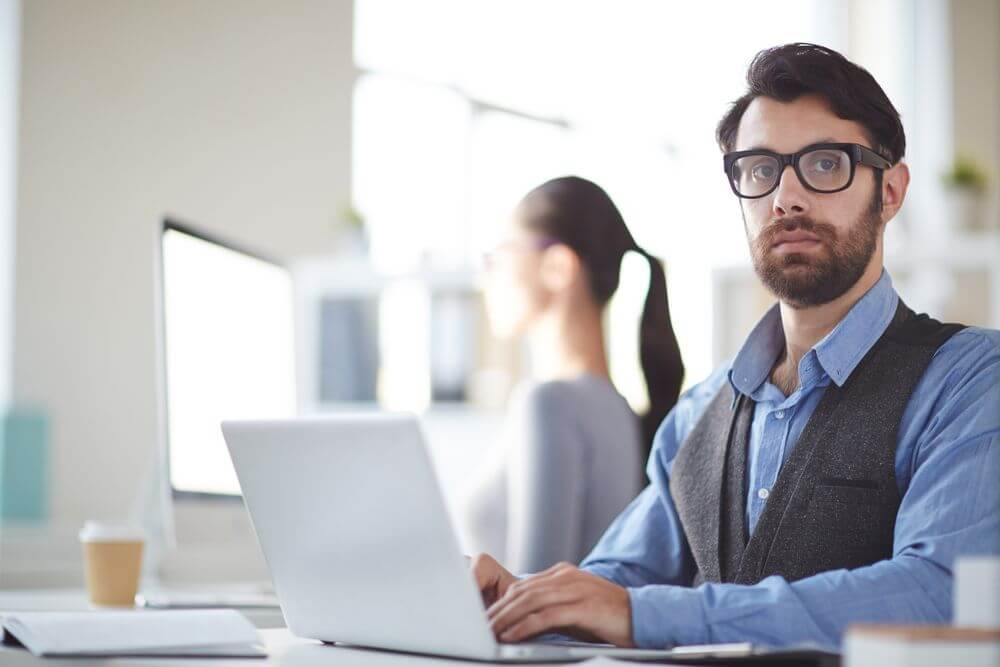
[772,164,810,218]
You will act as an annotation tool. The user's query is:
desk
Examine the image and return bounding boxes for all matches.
[0,627,452,667]
[0,627,845,667]
[0,589,286,629]
[0,593,413,667]
[0,591,841,667]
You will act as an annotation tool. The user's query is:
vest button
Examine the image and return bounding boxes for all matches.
[757,488,770,500]
[775,410,785,419]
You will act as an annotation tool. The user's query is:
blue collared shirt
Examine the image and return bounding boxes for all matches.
[581,270,1000,649]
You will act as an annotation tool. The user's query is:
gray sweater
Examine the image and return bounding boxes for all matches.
[458,375,643,574]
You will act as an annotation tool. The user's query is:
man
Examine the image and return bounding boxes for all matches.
[470,42,1000,650]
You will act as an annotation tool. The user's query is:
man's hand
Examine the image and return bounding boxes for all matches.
[484,561,635,647]
[468,553,520,608]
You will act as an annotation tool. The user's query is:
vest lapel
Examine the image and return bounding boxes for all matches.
[720,393,752,582]
[668,384,736,584]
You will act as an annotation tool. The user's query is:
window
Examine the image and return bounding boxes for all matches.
[353,0,847,397]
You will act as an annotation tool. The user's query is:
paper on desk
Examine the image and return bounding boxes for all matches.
[0,608,266,657]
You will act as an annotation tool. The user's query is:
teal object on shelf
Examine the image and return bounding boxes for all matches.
[0,408,49,521]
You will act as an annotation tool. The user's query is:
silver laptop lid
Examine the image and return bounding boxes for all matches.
[222,414,499,659]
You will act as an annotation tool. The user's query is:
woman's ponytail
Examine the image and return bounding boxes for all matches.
[633,247,684,463]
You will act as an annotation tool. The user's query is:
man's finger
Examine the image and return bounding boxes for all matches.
[486,563,585,619]
[498,604,580,643]
[469,554,502,605]
[492,563,573,603]
[487,584,580,636]
[486,576,551,618]
[469,554,491,584]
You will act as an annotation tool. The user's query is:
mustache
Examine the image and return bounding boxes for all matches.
[755,216,837,252]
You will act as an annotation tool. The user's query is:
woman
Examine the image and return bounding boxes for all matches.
[459,176,684,574]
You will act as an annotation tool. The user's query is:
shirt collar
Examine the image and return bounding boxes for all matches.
[728,270,899,399]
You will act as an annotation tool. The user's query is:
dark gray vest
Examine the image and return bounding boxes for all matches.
[669,302,965,586]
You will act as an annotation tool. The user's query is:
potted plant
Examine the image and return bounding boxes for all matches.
[942,156,989,232]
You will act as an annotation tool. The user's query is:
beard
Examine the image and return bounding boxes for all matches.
[748,196,882,309]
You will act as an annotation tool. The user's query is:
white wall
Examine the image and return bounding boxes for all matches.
[13,0,354,544]
[0,0,18,409]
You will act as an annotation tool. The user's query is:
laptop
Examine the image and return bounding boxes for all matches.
[220,414,758,662]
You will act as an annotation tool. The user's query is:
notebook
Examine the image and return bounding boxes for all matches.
[0,609,266,657]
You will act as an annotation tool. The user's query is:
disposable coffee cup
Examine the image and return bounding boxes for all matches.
[79,521,145,607]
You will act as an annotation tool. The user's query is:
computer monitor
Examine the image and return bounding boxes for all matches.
[159,219,296,497]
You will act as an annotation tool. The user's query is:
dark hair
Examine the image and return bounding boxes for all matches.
[517,176,684,463]
[716,43,905,164]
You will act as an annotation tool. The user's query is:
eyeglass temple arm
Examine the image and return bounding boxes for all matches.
[857,145,892,169]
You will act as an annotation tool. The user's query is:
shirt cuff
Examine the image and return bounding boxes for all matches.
[627,584,709,649]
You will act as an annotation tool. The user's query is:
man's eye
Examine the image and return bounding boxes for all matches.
[806,152,843,173]
[752,164,776,181]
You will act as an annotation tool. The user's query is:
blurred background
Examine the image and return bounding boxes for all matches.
[0,0,997,591]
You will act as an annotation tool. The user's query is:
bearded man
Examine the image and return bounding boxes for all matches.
[470,42,1000,651]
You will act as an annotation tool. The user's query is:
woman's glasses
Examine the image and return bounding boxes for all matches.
[723,142,892,199]
[482,237,558,269]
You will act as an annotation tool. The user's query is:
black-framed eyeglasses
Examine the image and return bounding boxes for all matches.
[723,142,892,199]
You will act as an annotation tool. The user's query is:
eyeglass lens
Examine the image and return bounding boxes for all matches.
[731,148,852,197]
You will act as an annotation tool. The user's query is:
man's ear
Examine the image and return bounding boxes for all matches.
[880,161,910,224]
[538,244,580,293]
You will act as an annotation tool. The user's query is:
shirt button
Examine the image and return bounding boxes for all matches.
[757,488,770,500]
[775,410,785,420]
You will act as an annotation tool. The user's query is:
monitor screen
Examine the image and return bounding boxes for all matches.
[160,220,296,496]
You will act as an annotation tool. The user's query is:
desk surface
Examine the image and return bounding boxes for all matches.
[0,627,470,667]
[0,591,506,666]
[0,627,845,667]
[1,591,841,667]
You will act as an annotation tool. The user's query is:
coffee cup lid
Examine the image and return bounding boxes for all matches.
[79,521,144,542]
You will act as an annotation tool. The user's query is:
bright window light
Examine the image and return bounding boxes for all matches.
[354,0,846,389]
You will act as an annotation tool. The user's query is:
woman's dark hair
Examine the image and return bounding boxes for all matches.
[517,176,684,464]
[716,43,905,165]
